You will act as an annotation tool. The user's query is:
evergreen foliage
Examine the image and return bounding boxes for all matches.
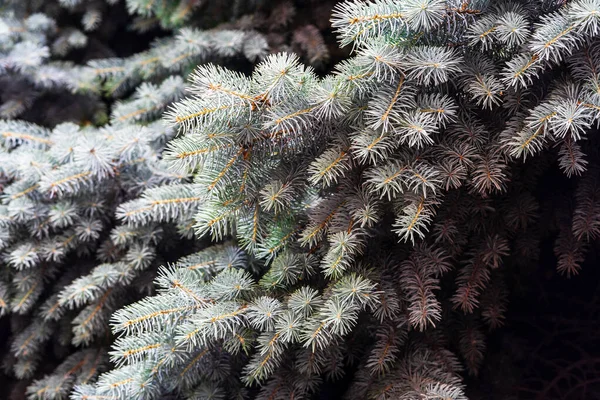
[1,0,600,399]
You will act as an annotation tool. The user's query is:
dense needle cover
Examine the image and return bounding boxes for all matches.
[1,0,600,399]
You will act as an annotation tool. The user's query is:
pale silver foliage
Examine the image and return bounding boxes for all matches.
[4,0,600,399]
